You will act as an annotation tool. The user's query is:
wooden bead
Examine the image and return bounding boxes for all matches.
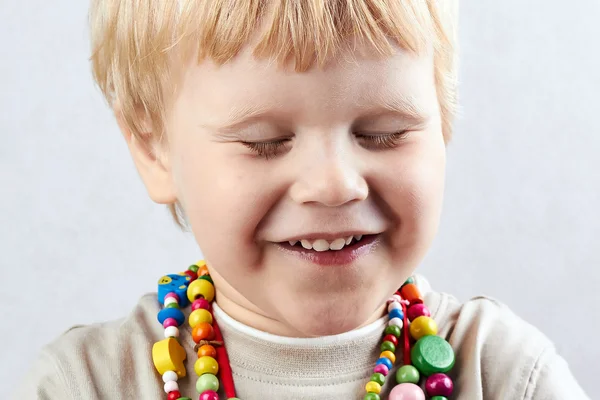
[409,316,438,341]
[196,373,220,393]
[389,383,425,400]
[194,356,219,376]
[380,350,396,364]
[192,322,215,343]
[383,334,399,346]
[152,338,187,378]
[162,370,178,383]
[411,335,455,376]
[407,304,431,322]
[197,344,217,358]
[425,373,454,397]
[400,284,423,304]
[167,391,181,400]
[381,341,396,353]
[198,265,210,276]
[189,309,213,328]
[396,365,420,384]
[158,274,193,307]
[187,279,215,303]
[365,381,382,394]
[164,380,178,393]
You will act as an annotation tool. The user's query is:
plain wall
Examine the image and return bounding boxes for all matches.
[1,0,598,396]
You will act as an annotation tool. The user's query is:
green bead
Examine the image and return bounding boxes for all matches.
[370,372,385,385]
[363,393,380,400]
[385,325,401,338]
[196,373,219,393]
[165,302,179,309]
[411,335,455,376]
[403,277,415,285]
[431,397,448,400]
[177,398,192,400]
[198,275,214,284]
[396,365,420,384]
[380,341,396,353]
[188,264,199,273]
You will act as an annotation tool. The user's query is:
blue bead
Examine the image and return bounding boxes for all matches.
[376,357,393,370]
[157,274,193,307]
[388,309,404,321]
[157,307,185,326]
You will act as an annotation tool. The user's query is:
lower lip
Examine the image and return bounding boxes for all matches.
[274,234,381,266]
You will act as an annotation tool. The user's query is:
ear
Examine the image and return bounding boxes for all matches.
[114,106,177,205]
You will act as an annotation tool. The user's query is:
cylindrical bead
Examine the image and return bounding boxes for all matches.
[164,326,179,338]
[400,284,423,304]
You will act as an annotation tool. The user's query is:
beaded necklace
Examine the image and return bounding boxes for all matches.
[153,260,456,400]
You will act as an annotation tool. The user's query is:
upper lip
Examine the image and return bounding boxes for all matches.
[277,231,379,242]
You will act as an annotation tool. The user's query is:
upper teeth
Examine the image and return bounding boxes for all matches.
[289,235,364,251]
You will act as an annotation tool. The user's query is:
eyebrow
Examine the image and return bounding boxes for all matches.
[203,103,272,134]
[359,92,429,124]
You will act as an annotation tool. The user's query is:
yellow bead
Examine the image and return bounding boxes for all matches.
[380,350,396,364]
[409,315,438,340]
[187,279,215,303]
[189,308,213,328]
[196,260,207,267]
[194,356,219,376]
[152,338,187,378]
[365,381,382,394]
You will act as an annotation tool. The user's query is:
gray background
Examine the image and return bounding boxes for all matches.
[1,0,598,396]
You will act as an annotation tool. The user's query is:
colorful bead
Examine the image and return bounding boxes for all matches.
[192,322,215,343]
[425,373,454,397]
[194,356,219,376]
[163,318,178,329]
[385,325,401,338]
[375,357,393,370]
[403,277,415,286]
[183,270,198,281]
[363,394,381,400]
[165,302,180,309]
[388,383,426,400]
[396,365,420,384]
[158,275,192,307]
[407,303,431,322]
[189,309,213,328]
[409,316,438,340]
[400,284,422,304]
[380,350,396,364]
[158,308,185,326]
[411,335,455,376]
[370,372,385,385]
[162,370,178,383]
[383,334,399,346]
[198,390,219,400]
[152,337,187,377]
[196,373,220,393]
[365,381,382,394]
[381,341,396,353]
[197,265,210,277]
[197,344,217,358]
[198,275,214,284]
[164,297,179,307]
[373,364,389,376]
[163,380,179,393]
[187,279,215,303]
[192,298,211,312]
[388,301,402,312]
[167,391,181,400]
[389,317,403,329]
[164,326,179,338]
[188,264,199,273]
[388,308,404,321]
[430,397,448,400]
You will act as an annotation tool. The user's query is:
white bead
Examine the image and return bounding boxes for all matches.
[164,326,179,338]
[389,317,403,328]
[164,297,178,306]
[388,301,402,312]
[162,371,178,383]
[164,380,179,393]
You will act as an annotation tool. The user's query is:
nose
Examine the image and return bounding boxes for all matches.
[289,150,369,207]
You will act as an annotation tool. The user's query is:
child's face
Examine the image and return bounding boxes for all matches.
[160,44,445,335]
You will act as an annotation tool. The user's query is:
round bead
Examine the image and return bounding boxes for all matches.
[198,265,210,277]
[375,357,393,370]
[400,284,423,304]
[188,264,200,273]
[164,292,180,302]
[411,335,455,376]
[363,394,381,400]
[187,279,215,303]
[380,350,396,364]
[192,298,211,312]
[431,397,448,400]
[165,303,180,309]
[370,372,385,385]
[196,373,220,393]
[197,344,217,358]
[198,390,219,400]
[167,391,181,400]
[164,297,179,306]
[192,322,215,343]
[158,308,185,326]
[388,301,402,312]
[194,356,219,376]
[164,326,179,338]
[396,365,420,384]
[183,270,198,281]
[388,308,404,321]
[389,317,404,329]
[163,380,179,393]
[383,334,399,346]
[163,318,178,329]
[189,309,213,328]
[407,304,431,322]
[388,383,426,400]
[425,373,454,397]
[385,325,401,338]
[403,277,415,286]
[365,381,382,394]
[162,370,178,383]
[381,341,396,353]
[409,316,438,340]
[198,275,214,284]
[373,364,389,376]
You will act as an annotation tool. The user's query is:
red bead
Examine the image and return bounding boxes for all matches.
[184,270,198,280]
[192,298,211,311]
[167,391,181,400]
[383,334,399,346]
[199,390,219,400]
[163,318,178,329]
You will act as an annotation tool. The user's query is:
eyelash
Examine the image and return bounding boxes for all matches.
[242,131,409,159]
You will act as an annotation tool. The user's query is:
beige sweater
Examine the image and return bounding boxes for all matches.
[13,277,588,399]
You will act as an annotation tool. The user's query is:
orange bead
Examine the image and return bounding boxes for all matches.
[198,265,210,276]
[192,322,215,343]
[400,283,423,304]
[197,344,217,358]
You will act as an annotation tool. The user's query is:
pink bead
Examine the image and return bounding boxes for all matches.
[389,383,426,400]
[373,364,389,376]
[198,390,219,400]
[425,373,454,397]
[192,298,211,311]
[164,292,180,302]
[407,303,431,322]
[163,318,178,328]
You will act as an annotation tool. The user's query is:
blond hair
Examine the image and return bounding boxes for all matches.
[89,0,459,228]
